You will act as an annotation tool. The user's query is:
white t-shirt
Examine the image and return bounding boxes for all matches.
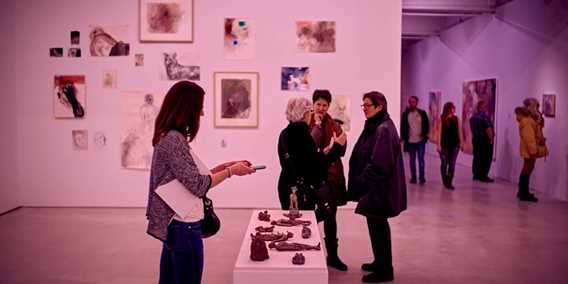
[408,110,422,143]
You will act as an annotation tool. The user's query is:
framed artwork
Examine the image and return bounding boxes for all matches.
[296,21,336,53]
[120,91,163,170]
[214,72,259,128]
[53,75,86,119]
[461,78,497,155]
[542,94,556,118]
[428,91,441,143]
[281,67,310,91]
[224,18,255,59]
[140,0,194,42]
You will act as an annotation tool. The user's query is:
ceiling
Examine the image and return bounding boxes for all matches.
[402,0,514,49]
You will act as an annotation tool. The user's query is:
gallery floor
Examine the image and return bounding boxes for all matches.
[1,155,568,284]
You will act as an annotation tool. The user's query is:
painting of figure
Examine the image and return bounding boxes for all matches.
[428,91,441,143]
[89,25,130,56]
[462,79,496,154]
[224,18,254,59]
[281,67,310,91]
[54,75,86,119]
[328,95,351,132]
[140,0,193,42]
[120,91,162,170]
[542,94,556,118]
[296,21,335,53]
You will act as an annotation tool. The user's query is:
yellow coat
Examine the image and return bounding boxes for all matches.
[515,107,548,159]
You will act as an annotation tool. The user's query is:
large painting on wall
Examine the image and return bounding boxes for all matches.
[214,72,259,128]
[120,91,163,170]
[224,18,254,59]
[296,21,336,53]
[428,91,441,143]
[140,0,193,42]
[53,75,86,119]
[542,94,556,118]
[461,79,497,154]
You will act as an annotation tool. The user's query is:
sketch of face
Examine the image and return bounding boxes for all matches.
[313,98,329,116]
[72,130,88,150]
[94,132,107,149]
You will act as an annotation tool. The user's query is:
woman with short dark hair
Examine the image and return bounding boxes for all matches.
[147,81,255,284]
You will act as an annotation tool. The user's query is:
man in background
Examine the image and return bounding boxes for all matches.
[470,100,495,182]
[400,96,429,184]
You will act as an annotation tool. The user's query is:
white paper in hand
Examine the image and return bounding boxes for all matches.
[155,148,212,218]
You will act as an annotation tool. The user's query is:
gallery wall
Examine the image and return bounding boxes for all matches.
[402,0,568,200]
[0,1,20,214]
[8,0,402,208]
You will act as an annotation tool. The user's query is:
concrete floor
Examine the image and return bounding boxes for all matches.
[1,156,568,283]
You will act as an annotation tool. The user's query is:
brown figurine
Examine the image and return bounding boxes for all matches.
[268,241,321,251]
[301,225,311,239]
[271,218,312,227]
[251,231,293,242]
[255,225,275,233]
[258,210,271,222]
[250,235,269,261]
[283,211,302,220]
[292,253,305,265]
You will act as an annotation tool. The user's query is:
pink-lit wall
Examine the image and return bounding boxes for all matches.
[0,1,20,214]
[402,0,568,200]
[5,0,402,208]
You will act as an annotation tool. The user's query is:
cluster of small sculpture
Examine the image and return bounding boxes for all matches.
[250,231,293,242]
[283,210,302,220]
[254,225,274,233]
[268,241,321,251]
[301,225,311,239]
[258,210,271,222]
[292,253,305,265]
[271,218,312,227]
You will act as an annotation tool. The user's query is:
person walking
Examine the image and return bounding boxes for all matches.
[400,96,429,184]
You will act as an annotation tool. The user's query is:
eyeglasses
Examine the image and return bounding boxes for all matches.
[360,103,375,109]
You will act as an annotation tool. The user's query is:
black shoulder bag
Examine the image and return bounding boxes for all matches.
[201,195,220,238]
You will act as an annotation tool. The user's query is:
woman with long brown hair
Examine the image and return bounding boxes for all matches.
[436,102,463,190]
[146,81,255,284]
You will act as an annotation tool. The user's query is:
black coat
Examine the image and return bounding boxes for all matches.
[278,122,343,210]
[400,108,429,150]
[348,111,407,218]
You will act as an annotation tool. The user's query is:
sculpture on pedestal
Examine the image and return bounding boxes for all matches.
[268,241,321,251]
[258,210,271,222]
[250,235,269,261]
[292,253,305,265]
[301,225,311,239]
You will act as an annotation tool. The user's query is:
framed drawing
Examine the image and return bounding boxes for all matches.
[542,94,556,118]
[140,0,194,42]
[214,72,259,128]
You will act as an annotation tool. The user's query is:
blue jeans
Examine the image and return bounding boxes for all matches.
[160,220,204,284]
[407,142,426,180]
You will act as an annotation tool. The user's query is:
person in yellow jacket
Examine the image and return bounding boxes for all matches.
[514,98,549,202]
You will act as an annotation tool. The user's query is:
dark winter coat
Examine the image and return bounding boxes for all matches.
[400,108,429,151]
[278,121,343,210]
[348,111,407,218]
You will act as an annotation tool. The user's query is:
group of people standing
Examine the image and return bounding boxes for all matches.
[400,95,548,201]
[278,90,407,283]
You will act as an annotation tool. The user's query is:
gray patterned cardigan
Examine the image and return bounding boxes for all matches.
[146,130,212,241]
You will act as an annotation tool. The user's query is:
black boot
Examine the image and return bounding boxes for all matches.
[362,266,394,283]
[517,174,537,202]
[325,237,348,271]
[444,174,455,190]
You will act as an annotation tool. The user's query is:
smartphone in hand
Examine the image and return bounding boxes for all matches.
[252,165,266,170]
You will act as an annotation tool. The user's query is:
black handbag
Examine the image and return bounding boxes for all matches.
[201,195,220,238]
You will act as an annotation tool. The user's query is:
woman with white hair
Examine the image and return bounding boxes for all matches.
[277,97,347,216]
[514,97,548,202]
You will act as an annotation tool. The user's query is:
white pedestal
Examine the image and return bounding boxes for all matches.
[233,210,328,284]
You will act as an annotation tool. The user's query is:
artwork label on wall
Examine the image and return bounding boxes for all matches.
[135,53,144,66]
[162,52,200,80]
[72,130,88,151]
[68,48,81,57]
[93,131,107,150]
[50,48,63,57]
[542,94,556,118]
[120,91,163,170]
[329,95,351,132]
[54,75,86,119]
[89,25,130,56]
[103,70,117,89]
[281,67,310,91]
[428,91,442,143]
[224,18,255,59]
[214,72,259,128]
[296,21,336,53]
[461,78,497,155]
[140,0,193,42]
[71,31,80,45]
